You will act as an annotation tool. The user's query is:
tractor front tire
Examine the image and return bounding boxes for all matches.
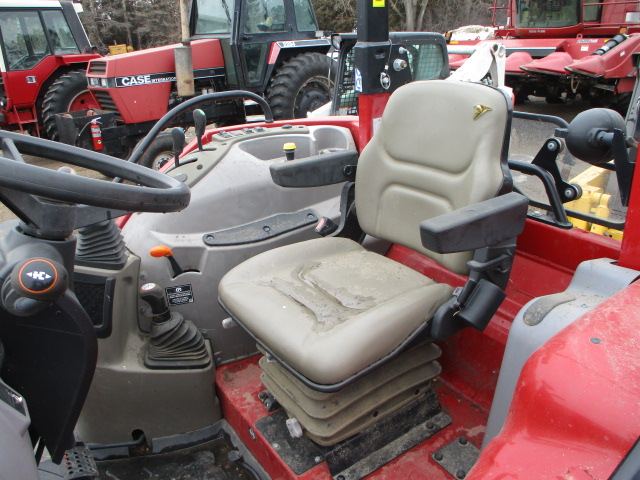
[42,70,96,141]
[267,52,336,120]
[137,132,175,170]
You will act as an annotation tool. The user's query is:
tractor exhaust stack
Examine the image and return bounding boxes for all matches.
[175,0,195,97]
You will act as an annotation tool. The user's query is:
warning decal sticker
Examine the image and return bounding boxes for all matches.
[165,284,194,306]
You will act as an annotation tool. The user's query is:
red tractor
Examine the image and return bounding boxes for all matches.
[66,0,334,166]
[0,0,100,139]
[448,0,640,110]
[2,0,640,478]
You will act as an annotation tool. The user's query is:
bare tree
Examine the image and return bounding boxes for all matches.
[402,0,494,31]
[313,0,356,32]
[80,0,180,52]
[121,0,133,47]
[389,0,429,31]
[79,0,491,54]
[130,0,180,49]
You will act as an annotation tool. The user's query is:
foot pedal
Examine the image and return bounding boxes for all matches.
[61,446,98,479]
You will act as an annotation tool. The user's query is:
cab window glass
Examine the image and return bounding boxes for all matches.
[195,0,234,34]
[293,0,317,32]
[583,0,602,22]
[42,10,79,55]
[516,0,579,28]
[245,0,287,33]
[0,11,50,71]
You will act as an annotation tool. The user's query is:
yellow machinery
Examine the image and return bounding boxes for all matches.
[108,44,134,55]
[565,165,624,240]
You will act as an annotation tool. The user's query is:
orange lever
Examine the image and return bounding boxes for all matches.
[150,245,173,258]
[149,246,183,277]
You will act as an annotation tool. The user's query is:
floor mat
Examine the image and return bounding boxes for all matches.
[96,438,257,480]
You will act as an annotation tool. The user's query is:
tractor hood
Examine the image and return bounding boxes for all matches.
[85,39,226,124]
[86,39,223,78]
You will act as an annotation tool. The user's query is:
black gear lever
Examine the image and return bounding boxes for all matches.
[139,283,171,322]
[139,282,210,369]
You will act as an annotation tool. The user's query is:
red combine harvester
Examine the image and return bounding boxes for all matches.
[448,0,640,109]
[0,0,639,479]
[0,0,100,139]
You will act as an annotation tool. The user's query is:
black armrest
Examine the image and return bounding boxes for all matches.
[420,192,529,253]
[269,150,358,187]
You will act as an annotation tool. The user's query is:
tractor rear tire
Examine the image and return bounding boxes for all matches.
[42,70,96,141]
[266,52,336,120]
[137,132,175,170]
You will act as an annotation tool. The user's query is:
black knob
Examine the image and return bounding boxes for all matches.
[10,258,68,302]
[140,283,171,322]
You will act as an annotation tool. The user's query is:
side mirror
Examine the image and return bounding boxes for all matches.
[331,33,342,52]
[566,108,626,165]
[566,108,636,206]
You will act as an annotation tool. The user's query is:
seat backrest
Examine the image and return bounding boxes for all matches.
[355,80,512,275]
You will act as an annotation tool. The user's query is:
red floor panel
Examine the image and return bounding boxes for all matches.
[217,356,490,480]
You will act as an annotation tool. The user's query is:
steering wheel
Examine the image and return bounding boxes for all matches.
[0,130,190,236]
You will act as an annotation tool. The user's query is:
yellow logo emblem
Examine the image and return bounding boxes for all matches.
[473,104,492,120]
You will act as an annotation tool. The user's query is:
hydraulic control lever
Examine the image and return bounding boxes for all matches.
[193,109,206,151]
[1,258,69,316]
[190,109,218,153]
[171,127,186,168]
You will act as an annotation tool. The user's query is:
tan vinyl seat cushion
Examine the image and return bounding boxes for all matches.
[219,237,452,385]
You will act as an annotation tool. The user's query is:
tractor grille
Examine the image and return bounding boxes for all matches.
[92,91,121,120]
[88,61,107,75]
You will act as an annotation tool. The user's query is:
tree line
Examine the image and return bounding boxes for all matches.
[79,0,494,53]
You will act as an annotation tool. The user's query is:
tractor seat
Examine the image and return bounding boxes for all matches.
[219,80,528,393]
[219,236,453,385]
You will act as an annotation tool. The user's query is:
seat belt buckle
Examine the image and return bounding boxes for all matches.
[315,217,338,236]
